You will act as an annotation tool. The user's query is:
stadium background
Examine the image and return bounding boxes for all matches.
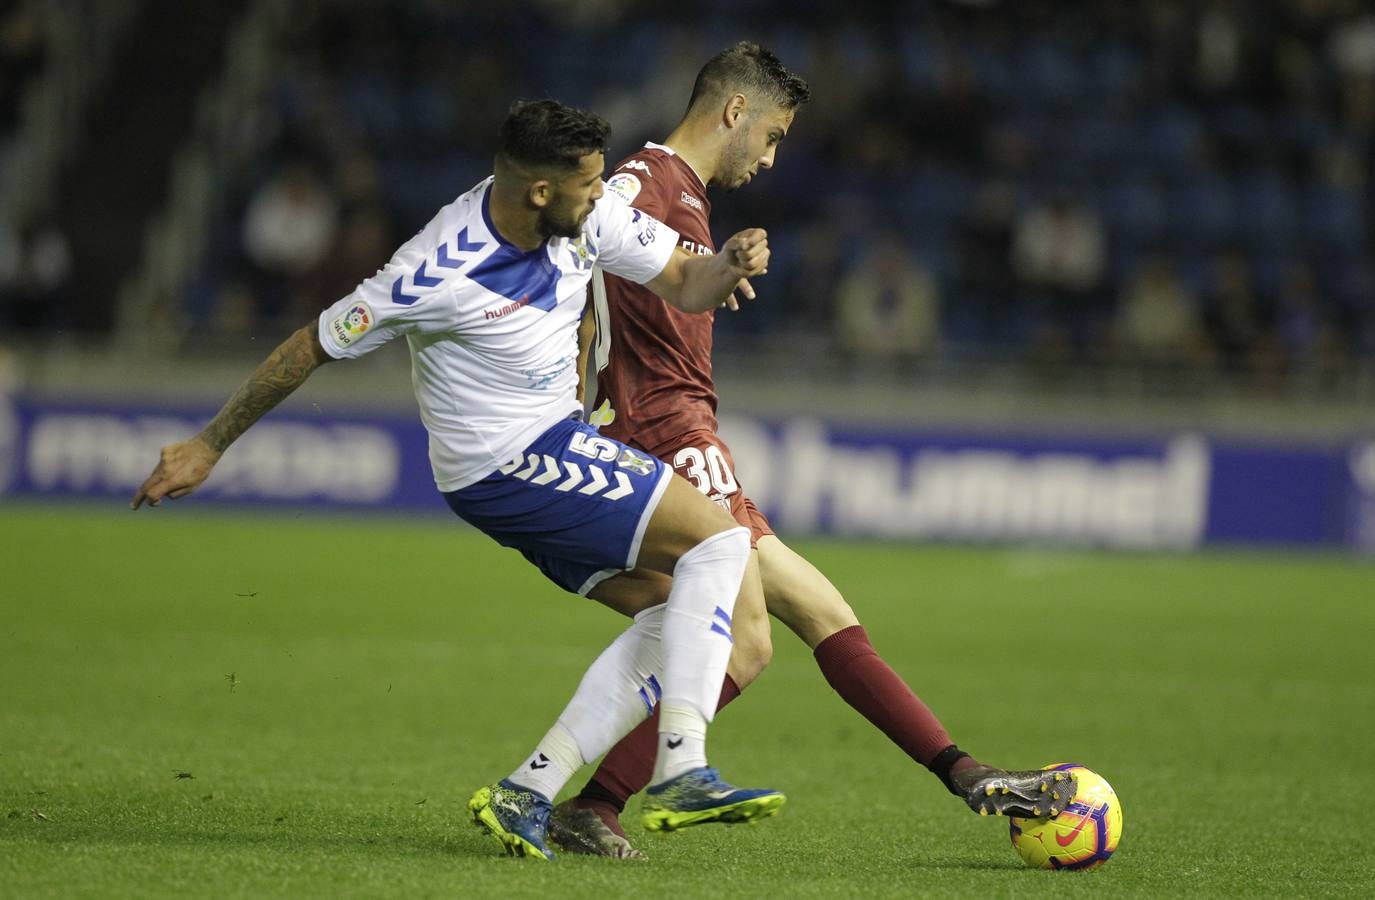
[3,0,1374,548]
[4,2,1375,896]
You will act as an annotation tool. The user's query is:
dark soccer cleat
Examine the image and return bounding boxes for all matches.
[468,780,555,860]
[548,799,647,859]
[642,767,785,832]
[951,765,1079,819]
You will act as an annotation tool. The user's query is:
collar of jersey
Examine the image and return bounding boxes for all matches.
[480,181,556,258]
[644,141,707,193]
[470,182,563,311]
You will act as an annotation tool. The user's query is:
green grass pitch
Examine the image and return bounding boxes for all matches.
[2,502,1373,897]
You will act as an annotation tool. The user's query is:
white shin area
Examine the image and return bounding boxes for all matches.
[652,526,751,783]
[506,603,667,798]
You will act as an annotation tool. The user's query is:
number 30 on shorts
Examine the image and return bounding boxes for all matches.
[673,445,740,496]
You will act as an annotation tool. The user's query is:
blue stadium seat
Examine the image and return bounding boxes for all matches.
[1168,174,1235,248]
[1233,169,1298,251]
[1103,177,1168,243]
[899,30,942,89]
[1142,107,1203,172]
[1087,44,1140,98]
[1018,40,1082,106]
[1300,185,1365,253]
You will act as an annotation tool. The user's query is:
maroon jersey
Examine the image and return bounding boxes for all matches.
[591,143,718,455]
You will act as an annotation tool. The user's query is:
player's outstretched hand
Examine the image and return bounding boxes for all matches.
[720,229,768,311]
[131,437,221,509]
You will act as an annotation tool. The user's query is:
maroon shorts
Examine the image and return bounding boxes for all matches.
[648,429,774,546]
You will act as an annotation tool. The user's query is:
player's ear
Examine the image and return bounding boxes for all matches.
[723,93,748,129]
[527,178,553,209]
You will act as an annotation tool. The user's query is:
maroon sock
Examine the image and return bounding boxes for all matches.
[813,625,955,769]
[579,675,742,813]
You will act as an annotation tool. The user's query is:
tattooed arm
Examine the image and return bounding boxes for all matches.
[131,324,334,509]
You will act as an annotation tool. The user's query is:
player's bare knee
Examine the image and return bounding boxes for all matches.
[757,535,861,647]
[768,580,860,648]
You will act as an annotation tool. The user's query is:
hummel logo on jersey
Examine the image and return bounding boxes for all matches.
[485,294,533,320]
[619,160,651,175]
[680,191,704,211]
[529,753,550,770]
[666,736,684,750]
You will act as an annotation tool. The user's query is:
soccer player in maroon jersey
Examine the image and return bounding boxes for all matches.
[549,42,1076,858]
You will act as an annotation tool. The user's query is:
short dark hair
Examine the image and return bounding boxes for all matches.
[498,99,610,171]
[687,41,811,114]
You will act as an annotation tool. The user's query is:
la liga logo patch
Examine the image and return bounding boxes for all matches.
[605,172,642,204]
[331,302,373,347]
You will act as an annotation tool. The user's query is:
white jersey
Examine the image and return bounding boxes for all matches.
[318,176,679,491]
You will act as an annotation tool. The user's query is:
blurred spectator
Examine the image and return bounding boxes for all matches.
[781,214,847,336]
[1203,250,1279,388]
[1193,1,1244,98]
[834,231,941,367]
[1013,193,1107,360]
[956,178,1017,340]
[1112,252,1210,371]
[240,161,340,325]
[0,219,72,332]
[242,162,339,278]
[1013,195,1106,298]
[145,1,1373,396]
[1272,261,1349,387]
[0,3,45,181]
[1329,13,1375,80]
[0,4,45,135]
[300,205,393,314]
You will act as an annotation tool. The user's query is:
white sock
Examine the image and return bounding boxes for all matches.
[655,702,708,781]
[652,527,750,785]
[507,605,667,798]
[506,721,582,800]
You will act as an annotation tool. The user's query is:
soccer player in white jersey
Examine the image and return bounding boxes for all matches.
[131,99,786,860]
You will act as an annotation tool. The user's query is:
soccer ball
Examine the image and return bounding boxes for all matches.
[1009,763,1122,871]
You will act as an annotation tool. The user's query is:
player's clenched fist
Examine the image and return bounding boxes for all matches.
[130,438,221,509]
[721,229,769,277]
